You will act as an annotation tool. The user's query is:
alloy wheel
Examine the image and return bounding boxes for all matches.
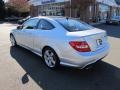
[44,49,56,68]
[10,35,16,46]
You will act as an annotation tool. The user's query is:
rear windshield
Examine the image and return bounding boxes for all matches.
[55,18,94,32]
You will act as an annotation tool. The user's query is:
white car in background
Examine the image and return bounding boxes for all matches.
[106,16,120,25]
[10,16,110,69]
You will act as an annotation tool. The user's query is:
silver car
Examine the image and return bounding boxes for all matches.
[10,16,110,69]
[106,16,120,25]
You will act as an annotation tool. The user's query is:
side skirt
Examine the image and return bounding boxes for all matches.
[18,44,42,57]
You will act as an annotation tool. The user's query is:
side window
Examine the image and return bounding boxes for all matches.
[23,18,39,29]
[38,19,55,30]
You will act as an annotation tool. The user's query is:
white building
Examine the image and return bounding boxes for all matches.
[29,0,120,22]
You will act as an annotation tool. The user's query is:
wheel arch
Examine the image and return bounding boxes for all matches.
[10,33,15,38]
[10,33,18,45]
[10,33,13,36]
[42,45,61,59]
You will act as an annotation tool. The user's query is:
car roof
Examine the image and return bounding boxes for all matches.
[33,16,80,21]
[37,16,66,19]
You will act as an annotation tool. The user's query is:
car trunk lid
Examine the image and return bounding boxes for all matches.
[67,28,107,52]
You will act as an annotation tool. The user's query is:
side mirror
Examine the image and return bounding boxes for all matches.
[17,26,23,30]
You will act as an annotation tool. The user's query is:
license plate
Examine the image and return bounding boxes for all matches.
[96,39,102,46]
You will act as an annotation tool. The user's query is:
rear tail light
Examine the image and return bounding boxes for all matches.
[69,41,91,52]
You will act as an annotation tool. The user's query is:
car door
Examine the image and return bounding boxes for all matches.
[33,19,55,54]
[20,18,40,49]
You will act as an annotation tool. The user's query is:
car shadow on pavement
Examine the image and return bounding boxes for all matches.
[0,21,4,24]
[95,24,120,38]
[10,46,120,90]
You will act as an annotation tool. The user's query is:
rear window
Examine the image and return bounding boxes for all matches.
[55,18,94,32]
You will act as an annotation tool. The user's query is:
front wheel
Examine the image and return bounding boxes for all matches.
[10,35,17,47]
[43,47,60,69]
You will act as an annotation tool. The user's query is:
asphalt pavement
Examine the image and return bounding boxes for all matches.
[0,22,120,90]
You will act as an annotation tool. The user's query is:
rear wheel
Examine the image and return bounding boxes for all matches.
[43,47,60,69]
[10,35,17,47]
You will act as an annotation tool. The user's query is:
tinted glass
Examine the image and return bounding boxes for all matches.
[55,18,94,32]
[38,19,54,30]
[23,18,39,29]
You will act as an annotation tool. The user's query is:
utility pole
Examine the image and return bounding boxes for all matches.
[70,0,71,17]
[64,0,71,17]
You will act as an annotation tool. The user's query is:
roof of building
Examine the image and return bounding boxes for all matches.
[97,0,119,7]
[29,0,69,6]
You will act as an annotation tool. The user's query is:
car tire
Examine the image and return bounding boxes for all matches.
[10,35,17,47]
[43,47,60,69]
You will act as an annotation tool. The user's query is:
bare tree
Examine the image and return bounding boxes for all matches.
[0,0,5,19]
[8,0,30,13]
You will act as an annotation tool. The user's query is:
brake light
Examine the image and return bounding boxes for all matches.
[69,41,91,52]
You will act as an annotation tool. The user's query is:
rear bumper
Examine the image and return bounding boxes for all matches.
[60,57,103,69]
[60,44,110,68]
[60,55,107,69]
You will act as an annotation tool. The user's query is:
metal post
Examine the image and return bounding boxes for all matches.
[70,0,71,17]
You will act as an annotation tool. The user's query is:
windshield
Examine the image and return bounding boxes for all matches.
[55,18,94,32]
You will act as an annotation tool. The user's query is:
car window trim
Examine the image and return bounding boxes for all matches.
[37,19,55,30]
